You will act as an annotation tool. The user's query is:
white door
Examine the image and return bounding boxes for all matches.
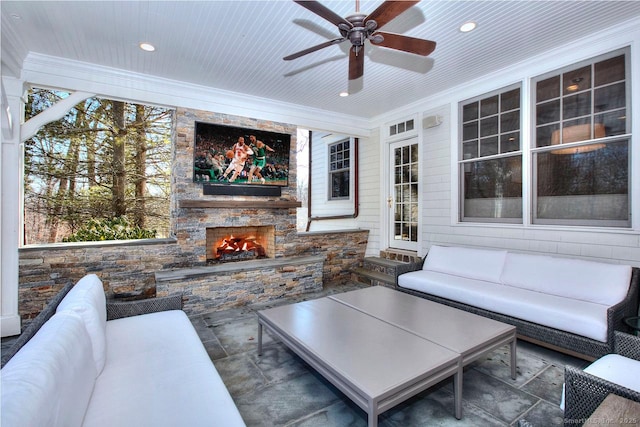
[388,139,419,251]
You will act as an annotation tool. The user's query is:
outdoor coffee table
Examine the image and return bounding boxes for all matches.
[257,296,462,427]
[331,286,517,380]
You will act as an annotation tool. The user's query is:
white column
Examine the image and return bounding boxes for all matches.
[1,77,24,337]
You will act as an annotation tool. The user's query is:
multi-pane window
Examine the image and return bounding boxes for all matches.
[533,49,630,227]
[329,139,350,199]
[389,119,415,137]
[459,85,522,222]
[393,144,419,242]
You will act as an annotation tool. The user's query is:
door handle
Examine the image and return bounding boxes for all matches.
[387,196,393,208]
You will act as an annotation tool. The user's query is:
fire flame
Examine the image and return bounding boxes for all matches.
[215,234,266,259]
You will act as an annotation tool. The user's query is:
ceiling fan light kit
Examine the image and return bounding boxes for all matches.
[285,0,436,82]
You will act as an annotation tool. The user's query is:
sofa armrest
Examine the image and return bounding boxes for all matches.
[564,365,640,425]
[1,282,74,369]
[106,295,183,321]
[605,267,639,350]
[394,258,424,286]
[614,331,640,361]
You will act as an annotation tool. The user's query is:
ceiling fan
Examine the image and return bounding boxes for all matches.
[284,0,436,81]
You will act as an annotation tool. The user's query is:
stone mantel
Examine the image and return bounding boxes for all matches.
[178,200,301,209]
[155,254,325,282]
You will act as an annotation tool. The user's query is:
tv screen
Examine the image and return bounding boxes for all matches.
[194,122,291,187]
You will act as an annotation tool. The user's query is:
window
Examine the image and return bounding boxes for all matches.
[389,119,415,137]
[459,85,522,222]
[329,139,350,199]
[533,49,630,227]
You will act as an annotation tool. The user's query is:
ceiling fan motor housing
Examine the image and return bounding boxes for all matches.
[341,13,380,47]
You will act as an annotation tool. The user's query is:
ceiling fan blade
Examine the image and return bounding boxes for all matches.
[283,37,346,60]
[293,0,353,28]
[372,32,436,56]
[365,0,420,30]
[349,48,364,80]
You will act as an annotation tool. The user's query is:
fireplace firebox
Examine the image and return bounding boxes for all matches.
[206,226,275,263]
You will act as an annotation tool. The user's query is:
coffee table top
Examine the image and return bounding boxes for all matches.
[330,286,516,358]
[258,297,460,398]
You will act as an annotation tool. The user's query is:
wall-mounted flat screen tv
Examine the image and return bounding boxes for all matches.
[194,121,291,187]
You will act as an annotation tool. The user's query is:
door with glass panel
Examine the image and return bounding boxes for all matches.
[389,139,419,251]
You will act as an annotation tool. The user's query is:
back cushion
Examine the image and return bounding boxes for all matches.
[501,253,632,305]
[423,245,507,283]
[57,274,107,374]
[1,311,97,427]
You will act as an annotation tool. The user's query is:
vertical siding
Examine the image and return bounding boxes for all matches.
[355,129,381,257]
[308,130,381,259]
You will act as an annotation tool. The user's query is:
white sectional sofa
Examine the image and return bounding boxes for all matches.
[396,245,639,359]
[1,274,246,427]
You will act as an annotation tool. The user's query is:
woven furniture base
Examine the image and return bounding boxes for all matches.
[397,267,639,360]
[564,332,640,426]
[106,295,183,320]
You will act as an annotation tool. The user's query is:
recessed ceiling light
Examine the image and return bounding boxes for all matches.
[459,21,477,33]
[139,42,156,52]
[339,91,349,97]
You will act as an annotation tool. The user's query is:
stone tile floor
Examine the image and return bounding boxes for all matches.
[1,282,590,426]
[191,283,590,427]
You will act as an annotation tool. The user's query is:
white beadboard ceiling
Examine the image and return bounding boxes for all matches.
[2,0,640,119]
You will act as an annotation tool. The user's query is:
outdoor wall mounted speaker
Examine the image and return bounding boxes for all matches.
[423,115,443,129]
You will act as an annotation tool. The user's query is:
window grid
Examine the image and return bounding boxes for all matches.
[389,119,415,137]
[532,50,630,227]
[459,85,523,223]
[393,144,418,242]
[461,87,521,162]
[535,53,628,150]
[329,140,350,200]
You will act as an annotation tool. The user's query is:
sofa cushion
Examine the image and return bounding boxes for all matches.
[423,245,508,283]
[500,253,632,306]
[398,270,610,342]
[1,311,97,427]
[83,310,245,427]
[57,274,107,374]
[584,354,640,393]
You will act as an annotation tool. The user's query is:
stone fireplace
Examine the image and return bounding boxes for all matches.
[153,108,330,313]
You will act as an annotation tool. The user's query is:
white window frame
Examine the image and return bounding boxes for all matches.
[458,83,523,223]
[328,138,351,200]
[530,48,632,228]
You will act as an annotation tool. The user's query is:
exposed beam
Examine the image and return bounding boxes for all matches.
[21,91,94,142]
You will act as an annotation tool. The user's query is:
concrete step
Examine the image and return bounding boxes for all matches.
[379,249,422,264]
[350,267,395,288]
[362,256,410,276]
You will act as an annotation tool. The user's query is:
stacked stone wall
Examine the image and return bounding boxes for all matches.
[17,229,368,323]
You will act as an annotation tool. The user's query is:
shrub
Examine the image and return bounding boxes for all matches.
[62,217,157,242]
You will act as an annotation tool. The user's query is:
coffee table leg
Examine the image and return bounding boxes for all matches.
[258,322,263,356]
[368,404,378,427]
[510,337,517,380]
[454,365,463,419]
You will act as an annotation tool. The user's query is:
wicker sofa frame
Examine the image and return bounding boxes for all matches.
[563,331,640,425]
[395,261,639,360]
[1,285,182,368]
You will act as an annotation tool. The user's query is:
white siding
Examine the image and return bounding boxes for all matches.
[355,129,381,257]
[307,129,382,259]
[370,19,640,267]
